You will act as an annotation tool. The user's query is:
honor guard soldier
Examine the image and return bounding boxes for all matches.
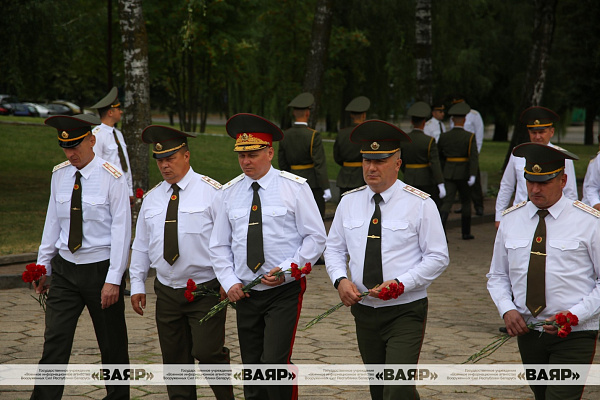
[129,126,233,400]
[437,101,479,239]
[487,143,600,400]
[31,114,131,400]
[423,100,446,142]
[400,101,446,208]
[325,119,449,400]
[582,134,600,209]
[278,92,331,217]
[334,96,369,195]
[495,106,578,227]
[91,87,134,203]
[210,113,326,400]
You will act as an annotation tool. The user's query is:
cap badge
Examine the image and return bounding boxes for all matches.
[61,131,69,139]
[370,142,380,151]
[155,143,163,151]
[241,133,249,141]
[534,119,540,125]
[532,164,542,173]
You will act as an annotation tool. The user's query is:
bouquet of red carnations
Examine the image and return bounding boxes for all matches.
[22,263,47,311]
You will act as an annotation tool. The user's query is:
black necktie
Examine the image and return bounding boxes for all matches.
[247,182,265,272]
[112,129,128,172]
[526,209,549,317]
[439,121,444,134]
[68,171,83,253]
[164,184,180,265]
[363,193,383,289]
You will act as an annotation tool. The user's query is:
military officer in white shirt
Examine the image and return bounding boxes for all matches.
[31,114,131,400]
[582,135,600,209]
[91,87,134,203]
[423,101,446,142]
[487,143,600,400]
[325,119,449,400]
[495,106,578,228]
[210,113,326,400]
[129,125,233,400]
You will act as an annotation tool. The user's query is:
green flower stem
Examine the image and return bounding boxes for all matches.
[302,292,369,331]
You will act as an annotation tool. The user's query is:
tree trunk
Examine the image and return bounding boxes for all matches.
[303,0,334,129]
[415,0,432,104]
[118,0,151,221]
[584,104,599,145]
[503,0,557,169]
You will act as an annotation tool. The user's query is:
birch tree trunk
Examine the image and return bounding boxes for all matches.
[415,0,432,104]
[118,0,151,223]
[303,0,334,129]
[504,0,557,167]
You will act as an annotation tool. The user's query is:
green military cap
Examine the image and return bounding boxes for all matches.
[141,125,196,159]
[288,92,314,109]
[431,100,445,111]
[45,113,101,148]
[407,101,431,118]
[91,87,121,109]
[519,106,559,130]
[345,96,371,113]
[350,119,411,159]
[513,142,578,182]
[226,113,284,152]
[448,101,471,116]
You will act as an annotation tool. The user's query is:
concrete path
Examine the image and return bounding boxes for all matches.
[2,220,600,399]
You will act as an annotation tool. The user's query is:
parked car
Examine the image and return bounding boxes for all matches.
[43,103,73,116]
[51,100,81,114]
[0,103,10,115]
[12,103,38,117]
[0,95,20,114]
[23,103,51,118]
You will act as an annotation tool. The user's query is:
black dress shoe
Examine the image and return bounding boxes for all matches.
[462,234,475,240]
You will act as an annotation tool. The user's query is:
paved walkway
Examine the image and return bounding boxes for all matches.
[2,220,600,399]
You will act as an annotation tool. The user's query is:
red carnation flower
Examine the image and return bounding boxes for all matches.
[184,290,195,302]
[135,188,144,199]
[187,279,197,291]
[301,263,312,275]
[555,313,567,326]
[567,312,579,326]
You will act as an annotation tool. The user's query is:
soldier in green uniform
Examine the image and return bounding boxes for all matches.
[278,92,331,217]
[400,101,446,209]
[437,102,479,239]
[334,96,369,195]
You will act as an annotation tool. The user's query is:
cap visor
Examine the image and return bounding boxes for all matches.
[524,172,560,182]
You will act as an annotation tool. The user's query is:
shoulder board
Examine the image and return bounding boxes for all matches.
[102,162,123,178]
[52,160,71,173]
[92,126,101,134]
[143,181,163,199]
[341,185,367,197]
[280,170,307,184]
[222,173,245,190]
[201,175,222,190]
[551,144,566,152]
[573,200,600,218]
[502,200,527,216]
[403,185,431,199]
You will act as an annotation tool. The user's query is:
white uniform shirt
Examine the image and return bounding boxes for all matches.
[93,123,133,196]
[37,156,131,285]
[582,152,600,207]
[324,181,449,308]
[129,168,222,295]
[495,143,578,221]
[450,109,484,153]
[487,196,600,331]
[423,117,445,142]
[209,166,327,293]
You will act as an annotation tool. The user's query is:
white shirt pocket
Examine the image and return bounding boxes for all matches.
[262,206,287,237]
[82,196,107,222]
[180,206,210,234]
[343,219,365,250]
[229,207,249,242]
[382,220,413,243]
[56,195,71,219]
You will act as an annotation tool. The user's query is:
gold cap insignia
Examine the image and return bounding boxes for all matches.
[532,164,542,173]
[241,133,249,141]
[370,142,380,151]
[534,119,540,125]
[61,131,69,139]
[155,143,163,151]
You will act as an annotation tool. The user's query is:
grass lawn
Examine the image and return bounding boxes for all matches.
[1,117,597,255]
